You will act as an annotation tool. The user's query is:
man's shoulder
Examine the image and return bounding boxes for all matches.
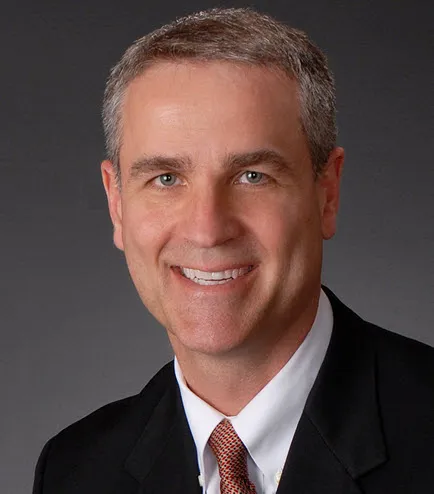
[44,361,175,466]
[326,287,434,399]
[365,319,434,397]
[351,308,434,377]
[357,319,434,474]
[328,287,434,368]
[333,293,434,412]
[316,290,434,477]
[368,318,434,361]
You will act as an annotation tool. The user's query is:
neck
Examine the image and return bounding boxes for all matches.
[172,292,320,416]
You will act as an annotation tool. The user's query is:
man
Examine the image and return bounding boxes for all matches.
[33,7,434,494]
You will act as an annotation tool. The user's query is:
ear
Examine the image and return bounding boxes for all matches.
[101,160,124,251]
[316,147,345,240]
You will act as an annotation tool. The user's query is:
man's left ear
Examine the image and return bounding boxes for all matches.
[316,147,344,240]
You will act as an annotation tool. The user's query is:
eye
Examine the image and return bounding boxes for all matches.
[155,173,180,187]
[238,170,265,184]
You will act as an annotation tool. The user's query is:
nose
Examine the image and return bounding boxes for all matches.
[179,185,243,248]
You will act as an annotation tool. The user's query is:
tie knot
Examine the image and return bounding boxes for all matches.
[209,419,245,464]
[208,419,257,494]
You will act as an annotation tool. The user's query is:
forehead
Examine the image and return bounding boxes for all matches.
[120,61,305,166]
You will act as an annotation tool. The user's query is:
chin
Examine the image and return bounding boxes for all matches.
[167,319,250,357]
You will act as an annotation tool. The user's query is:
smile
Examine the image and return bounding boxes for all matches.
[178,265,254,285]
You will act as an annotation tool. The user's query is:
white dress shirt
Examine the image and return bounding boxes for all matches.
[174,289,333,494]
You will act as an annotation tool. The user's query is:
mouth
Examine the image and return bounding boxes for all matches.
[173,265,255,286]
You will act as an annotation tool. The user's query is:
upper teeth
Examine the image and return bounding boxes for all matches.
[180,266,251,281]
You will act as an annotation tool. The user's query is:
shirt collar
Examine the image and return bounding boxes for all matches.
[175,288,333,488]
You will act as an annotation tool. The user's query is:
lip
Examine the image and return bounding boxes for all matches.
[172,263,255,272]
[170,264,257,291]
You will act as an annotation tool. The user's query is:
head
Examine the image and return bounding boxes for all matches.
[103,7,338,184]
[101,8,344,361]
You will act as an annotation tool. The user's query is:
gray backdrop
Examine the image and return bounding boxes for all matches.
[1,1,433,493]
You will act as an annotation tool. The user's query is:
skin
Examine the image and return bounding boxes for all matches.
[102,61,344,415]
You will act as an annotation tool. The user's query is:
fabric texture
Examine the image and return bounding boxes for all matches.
[209,419,257,493]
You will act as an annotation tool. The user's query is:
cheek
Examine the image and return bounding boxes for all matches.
[248,192,323,281]
[121,202,173,310]
[252,192,319,247]
[122,198,172,257]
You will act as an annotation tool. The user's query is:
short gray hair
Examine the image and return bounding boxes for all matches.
[102,7,337,182]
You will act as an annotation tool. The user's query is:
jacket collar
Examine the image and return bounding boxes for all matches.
[125,373,201,493]
[277,287,387,492]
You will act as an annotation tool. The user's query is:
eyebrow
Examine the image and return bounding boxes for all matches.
[129,155,193,182]
[128,148,295,182]
[224,149,295,175]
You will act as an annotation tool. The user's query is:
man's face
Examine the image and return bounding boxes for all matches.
[102,62,343,358]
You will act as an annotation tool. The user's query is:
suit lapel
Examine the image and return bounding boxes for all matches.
[124,372,201,494]
[277,414,363,494]
[277,289,387,493]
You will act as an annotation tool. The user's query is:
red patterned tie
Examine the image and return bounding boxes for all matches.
[208,419,257,494]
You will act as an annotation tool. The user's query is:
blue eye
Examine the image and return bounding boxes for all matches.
[240,171,264,184]
[158,174,178,186]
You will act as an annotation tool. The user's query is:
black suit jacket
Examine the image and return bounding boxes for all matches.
[33,289,434,493]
